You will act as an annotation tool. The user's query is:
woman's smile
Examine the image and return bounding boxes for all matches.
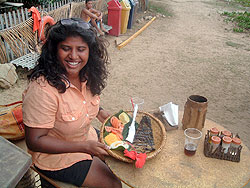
[66,61,82,67]
[68,61,80,66]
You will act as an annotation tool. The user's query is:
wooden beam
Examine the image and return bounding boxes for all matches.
[117,16,156,50]
[3,2,24,7]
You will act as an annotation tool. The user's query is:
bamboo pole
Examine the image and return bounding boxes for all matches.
[117,16,156,50]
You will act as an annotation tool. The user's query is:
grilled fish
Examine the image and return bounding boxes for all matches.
[132,116,155,153]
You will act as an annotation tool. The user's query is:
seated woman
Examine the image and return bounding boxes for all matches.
[81,0,108,36]
[22,18,122,188]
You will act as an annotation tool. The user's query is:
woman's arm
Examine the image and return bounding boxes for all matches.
[25,125,109,157]
[23,81,109,158]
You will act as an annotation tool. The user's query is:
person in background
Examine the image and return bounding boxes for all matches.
[81,0,108,36]
[22,18,121,188]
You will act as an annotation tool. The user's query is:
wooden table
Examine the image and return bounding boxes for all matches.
[105,118,250,188]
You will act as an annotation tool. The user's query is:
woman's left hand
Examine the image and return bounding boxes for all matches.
[97,109,110,123]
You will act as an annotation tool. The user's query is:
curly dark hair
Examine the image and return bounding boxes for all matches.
[28,18,109,95]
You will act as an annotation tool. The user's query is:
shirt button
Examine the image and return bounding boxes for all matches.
[72,117,75,120]
[86,114,89,117]
[83,101,86,104]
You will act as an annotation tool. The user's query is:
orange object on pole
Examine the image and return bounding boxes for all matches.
[38,16,56,43]
[117,16,156,49]
[28,6,41,32]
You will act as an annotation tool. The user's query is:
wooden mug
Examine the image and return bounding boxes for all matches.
[182,95,208,131]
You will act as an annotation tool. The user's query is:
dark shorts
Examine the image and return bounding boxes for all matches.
[35,160,92,187]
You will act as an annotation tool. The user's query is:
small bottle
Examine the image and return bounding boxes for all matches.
[222,136,232,154]
[211,136,221,153]
[232,137,241,148]
[221,130,232,139]
[209,127,219,143]
[231,137,241,155]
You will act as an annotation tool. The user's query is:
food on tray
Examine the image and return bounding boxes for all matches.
[104,111,133,147]
[104,112,155,153]
[132,115,155,153]
[110,116,123,128]
[119,112,130,124]
[105,116,125,140]
[102,110,162,168]
[101,109,168,169]
[104,133,121,146]
[110,141,130,150]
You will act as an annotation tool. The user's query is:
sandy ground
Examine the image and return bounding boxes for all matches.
[102,0,250,150]
[1,0,250,153]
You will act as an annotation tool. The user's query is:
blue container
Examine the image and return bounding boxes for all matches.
[127,0,135,29]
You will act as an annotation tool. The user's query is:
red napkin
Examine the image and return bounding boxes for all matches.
[124,149,147,168]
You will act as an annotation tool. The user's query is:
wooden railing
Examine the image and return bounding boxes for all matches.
[0,0,78,31]
[0,0,94,63]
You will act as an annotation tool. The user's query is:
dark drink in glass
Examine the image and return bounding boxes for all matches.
[184,143,196,156]
[184,128,202,156]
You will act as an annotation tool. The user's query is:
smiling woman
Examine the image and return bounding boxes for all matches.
[30,18,108,95]
[22,18,121,188]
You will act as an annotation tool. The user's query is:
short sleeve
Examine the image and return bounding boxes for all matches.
[22,81,58,128]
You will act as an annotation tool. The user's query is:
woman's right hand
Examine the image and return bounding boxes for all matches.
[84,140,110,160]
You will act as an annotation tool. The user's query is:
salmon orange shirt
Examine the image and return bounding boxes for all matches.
[22,77,99,170]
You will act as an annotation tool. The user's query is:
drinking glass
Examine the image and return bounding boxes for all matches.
[184,128,202,156]
[130,97,144,111]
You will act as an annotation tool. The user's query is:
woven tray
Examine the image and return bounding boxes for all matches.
[100,111,167,163]
[203,130,242,162]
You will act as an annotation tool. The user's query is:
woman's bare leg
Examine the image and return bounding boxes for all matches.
[83,157,122,188]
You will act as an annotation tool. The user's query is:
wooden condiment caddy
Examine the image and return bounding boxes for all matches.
[203,130,242,162]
